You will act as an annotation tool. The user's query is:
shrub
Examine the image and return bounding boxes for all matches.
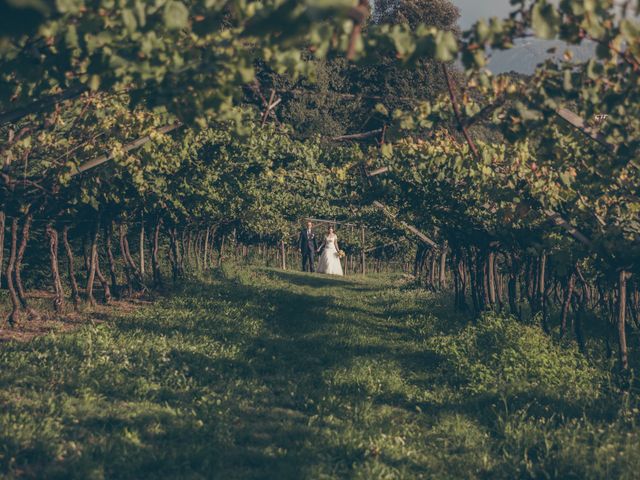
[424,312,605,402]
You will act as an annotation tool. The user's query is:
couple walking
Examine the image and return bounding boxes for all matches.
[299,221,343,276]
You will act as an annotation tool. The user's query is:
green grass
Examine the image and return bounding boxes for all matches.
[1,266,639,479]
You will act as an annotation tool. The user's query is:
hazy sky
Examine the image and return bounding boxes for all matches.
[454,0,513,29]
[452,0,595,73]
[371,0,595,73]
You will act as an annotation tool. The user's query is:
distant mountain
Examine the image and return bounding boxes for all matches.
[486,38,596,74]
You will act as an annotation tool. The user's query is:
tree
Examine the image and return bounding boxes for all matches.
[251,0,460,138]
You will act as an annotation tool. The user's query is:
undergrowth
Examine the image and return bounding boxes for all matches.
[0,266,638,479]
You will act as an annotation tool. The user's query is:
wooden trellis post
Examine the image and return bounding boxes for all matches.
[203,226,210,269]
[280,240,286,270]
[361,225,366,275]
[139,216,145,275]
[218,234,225,266]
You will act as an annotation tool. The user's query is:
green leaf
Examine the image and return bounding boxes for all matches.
[135,0,147,27]
[620,20,640,41]
[563,70,573,91]
[435,31,458,62]
[381,143,393,159]
[65,24,78,49]
[391,29,415,58]
[122,9,138,34]
[89,74,100,91]
[476,19,490,43]
[531,2,560,40]
[164,1,189,30]
[237,64,255,83]
[375,104,389,116]
[55,0,82,14]
[559,170,574,187]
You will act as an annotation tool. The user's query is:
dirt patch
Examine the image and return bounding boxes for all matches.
[0,289,154,343]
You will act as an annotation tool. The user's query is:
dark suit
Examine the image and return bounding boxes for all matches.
[299,228,318,272]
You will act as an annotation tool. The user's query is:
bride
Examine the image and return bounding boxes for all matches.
[317,226,344,276]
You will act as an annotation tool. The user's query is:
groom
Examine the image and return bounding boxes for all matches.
[299,220,318,272]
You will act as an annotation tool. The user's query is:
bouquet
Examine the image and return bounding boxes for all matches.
[338,250,346,258]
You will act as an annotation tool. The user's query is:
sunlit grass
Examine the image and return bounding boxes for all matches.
[0,265,638,479]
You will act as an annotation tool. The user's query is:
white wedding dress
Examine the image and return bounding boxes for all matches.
[317,234,343,276]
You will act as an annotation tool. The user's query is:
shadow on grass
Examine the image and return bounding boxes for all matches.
[262,268,390,293]
[0,266,629,480]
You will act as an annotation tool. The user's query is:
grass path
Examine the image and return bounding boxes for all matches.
[1,267,638,479]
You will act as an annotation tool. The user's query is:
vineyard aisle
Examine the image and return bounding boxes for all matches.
[1,267,638,479]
